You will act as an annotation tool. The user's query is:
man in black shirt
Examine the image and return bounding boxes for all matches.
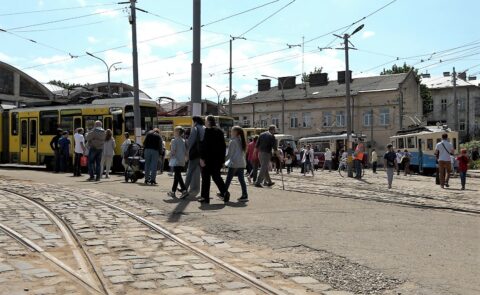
[143,128,163,185]
[49,128,63,173]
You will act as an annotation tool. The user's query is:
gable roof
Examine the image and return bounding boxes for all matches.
[234,72,411,104]
[421,76,480,89]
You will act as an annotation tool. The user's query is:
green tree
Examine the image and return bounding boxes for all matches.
[302,66,324,83]
[48,80,89,89]
[380,63,433,115]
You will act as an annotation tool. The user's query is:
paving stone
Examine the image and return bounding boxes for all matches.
[291,276,319,284]
[322,291,355,295]
[161,287,196,295]
[224,281,249,290]
[190,277,217,285]
[34,271,58,278]
[137,273,165,281]
[163,260,189,266]
[155,266,179,273]
[11,261,34,270]
[275,267,302,276]
[33,286,56,294]
[0,263,14,273]
[131,268,155,275]
[103,270,126,277]
[218,290,256,295]
[306,283,332,291]
[226,247,249,253]
[188,270,215,277]
[262,262,284,268]
[131,281,156,289]
[158,279,188,288]
[202,284,222,292]
[192,263,215,270]
[85,240,105,246]
[110,275,134,284]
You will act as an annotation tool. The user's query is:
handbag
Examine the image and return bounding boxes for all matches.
[80,155,88,167]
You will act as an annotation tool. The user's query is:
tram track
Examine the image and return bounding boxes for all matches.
[0,185,288,295]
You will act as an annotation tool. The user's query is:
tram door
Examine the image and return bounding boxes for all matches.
[20,118,37,164]
[103,115,113,132]
[73,116,82,130]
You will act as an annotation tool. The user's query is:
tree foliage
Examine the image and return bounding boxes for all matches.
[380,63,433,115]
[48,80,89,89]
[302,66,324,83]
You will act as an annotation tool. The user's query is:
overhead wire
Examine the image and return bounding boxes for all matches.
[238,0,295,37]
[0,2,117,16]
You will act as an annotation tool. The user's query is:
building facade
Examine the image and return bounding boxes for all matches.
[231,71,421,154]
[422,74,480,141]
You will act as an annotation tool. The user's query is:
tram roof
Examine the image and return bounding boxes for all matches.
[390,126,455,138]
[299,133,366,141]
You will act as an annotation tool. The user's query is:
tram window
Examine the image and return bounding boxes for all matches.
[124,106,134,133]
[21,120,27,145]
[427,139,433,150]
[407,137,415,148]
[141,107,157,131]
[39,110,58,135]
[84,116,103,132]
[11,112,18,135]
[30,120,37,147]
[104,117,113,131]
[436,138,441,144]
[60,116,74,134]
[398,138,405,149]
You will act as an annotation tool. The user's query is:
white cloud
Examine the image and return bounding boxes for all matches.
[87,36,99,44]
[77,0,87,6]
[94,8,120,18]
[37,0,44,7]
[362,31,375,39]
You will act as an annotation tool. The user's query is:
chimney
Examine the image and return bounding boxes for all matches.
[337,70,352,84]
[278,76,297,89]
[468,76,477,81]
[458,72,467,81]
[443,71,450,77]
[258,79,271,91]
[420,73,431,78]
[309,73,328,86]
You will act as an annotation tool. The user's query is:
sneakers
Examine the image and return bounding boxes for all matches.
[254,183,263,188]
[445,183,450,188]
[238,196,249,202]
[167,191,176,198]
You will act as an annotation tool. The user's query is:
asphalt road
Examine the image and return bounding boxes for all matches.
[1,168,478,295]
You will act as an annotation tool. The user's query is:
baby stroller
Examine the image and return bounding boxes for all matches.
[124,143,145,183]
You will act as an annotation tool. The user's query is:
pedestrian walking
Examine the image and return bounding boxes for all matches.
[299,145,305,174]
[402,149,411,176]
[285,154,293,174]
[58,131,71,172]
[255,125,277,188]
[384,144,398,189]
[245,137,253,176]
[184,116,206,198]
[86,121,105,181]
[457,149,469,190]
[199,115,229,204]
[396,150,403,175]
[434,133,455,189]
[73,128,86,177]
[120,132,132,170]
[371,149,378,174]
[100,129,116,179]
[323,148,332,171]
[224,126,249,202]
[50,128,63,173]
[247,135,259,182]
[354,140,365,179]
[302,145,315,176]
[159,137,166,174]
[168,126,188,198]
[143,128,163,185]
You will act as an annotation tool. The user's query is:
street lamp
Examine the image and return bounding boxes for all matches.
[206,85,229,115]
[86,52,122,96]
[261,74,300,133]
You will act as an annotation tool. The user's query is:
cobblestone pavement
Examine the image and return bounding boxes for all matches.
[265,168,479,214]
[0,177,360,295]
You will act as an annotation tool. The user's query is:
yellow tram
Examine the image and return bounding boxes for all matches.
[0,97,158,171]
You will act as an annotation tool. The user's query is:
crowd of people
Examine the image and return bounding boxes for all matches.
[50,118,474,202]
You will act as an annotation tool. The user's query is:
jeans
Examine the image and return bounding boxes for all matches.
[73,152,82,176]
[144,148,159,182]
[303,162,314,175]
[386,167,394,187]
[88,148,103,179]
[256,152,272,185]
[225,168,248,198]
[459,171,467,188]
[372,161,377,173]
[185,158,201,196]
[323,160,332,171]
[54,150,61,172]
[172,166,186,192]
[201,165,227,200]
[354,159,362,178]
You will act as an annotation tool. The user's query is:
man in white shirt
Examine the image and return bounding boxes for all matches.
[435,133,455,188]
[323,148,333,172]
[395,150,403,175]
[73,128,86,177]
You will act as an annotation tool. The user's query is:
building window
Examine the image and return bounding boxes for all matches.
[379,108,390,126]
[363,111,372,127]
[459,98,466,111]
[290,113,298,128]
[427,139,433,150]
[259,115,268,128]
[323,111,332,127]
[242,116,250,127]
[20,77,48,99]
[271,114,280,128]
[441,99,447,111]
[302,112,311,128]
[459,120,466,131]
[0,68,14,95]
[336,111,345,127]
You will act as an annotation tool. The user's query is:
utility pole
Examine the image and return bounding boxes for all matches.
[128,0,141,143]
[452,67,458,131]
[302,36,305,76]
[191,0,202,116]
[229,36,245,116]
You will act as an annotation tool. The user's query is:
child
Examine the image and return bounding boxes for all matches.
[224,126,248,202]
[168,126,188,198]
[313,156,320,171]
[457,149,469,190]
[285,154,293,174]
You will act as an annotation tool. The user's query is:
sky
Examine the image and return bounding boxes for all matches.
[1,0,479,102]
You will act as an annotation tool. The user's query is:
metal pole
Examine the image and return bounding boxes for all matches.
[129,0,141,143]
[191,0,202,116]
[281,89,285,133]
[344,34,354,178]
[370,108,374,148]
[452,67,458,131]
[107,68,111,95]
[229,38,233,116]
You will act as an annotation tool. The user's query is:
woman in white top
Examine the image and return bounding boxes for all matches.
[73,128,85,177]
[301,145,315,176]
[101,129,116,178]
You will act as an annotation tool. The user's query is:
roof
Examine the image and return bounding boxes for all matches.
[234,72,411,104]
[421,76,480,89]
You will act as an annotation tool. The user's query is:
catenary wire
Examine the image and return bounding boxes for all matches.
[0,2,117,16]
